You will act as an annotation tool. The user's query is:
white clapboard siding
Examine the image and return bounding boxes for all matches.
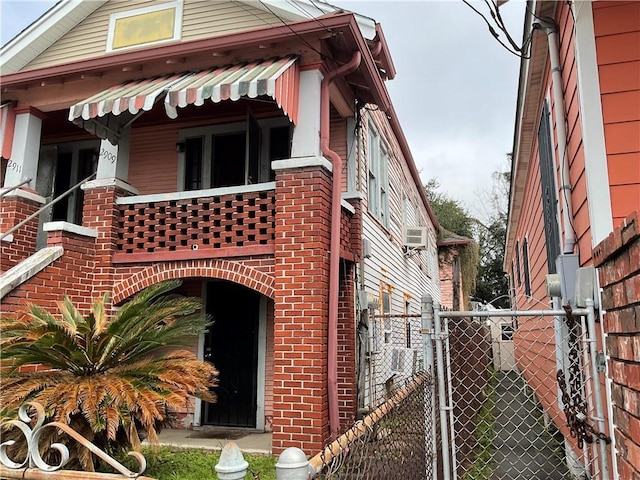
[25,0,280,70]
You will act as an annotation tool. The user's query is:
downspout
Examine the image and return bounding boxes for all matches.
[321,51,362,440]
[534,19,576,254]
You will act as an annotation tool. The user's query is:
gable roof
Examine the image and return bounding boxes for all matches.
[1,0,393,76]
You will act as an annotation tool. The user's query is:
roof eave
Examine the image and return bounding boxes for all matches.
[0,0,108,74]
[504,0,554,270]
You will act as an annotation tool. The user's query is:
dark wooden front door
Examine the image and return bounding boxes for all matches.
[202,281,260,427]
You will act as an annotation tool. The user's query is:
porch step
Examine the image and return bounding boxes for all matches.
[0,246,63,299]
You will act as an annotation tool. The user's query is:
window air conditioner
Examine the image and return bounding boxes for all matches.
[383,347,416,378]
[403,226,428,249]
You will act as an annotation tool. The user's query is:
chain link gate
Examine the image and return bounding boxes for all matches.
[425,297,615,480]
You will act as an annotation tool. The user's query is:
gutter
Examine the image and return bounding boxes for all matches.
[534,18,576,254]
[321,51,362,441]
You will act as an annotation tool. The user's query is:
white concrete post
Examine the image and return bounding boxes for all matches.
[96,129,130,181]
[290,70,323,160]
[214,442,248,480]
[4,109,43,188]
[275,447,311,480]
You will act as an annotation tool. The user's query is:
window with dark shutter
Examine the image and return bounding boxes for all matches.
[538,100,561,274]
[523,238,531,297]
[515,240,521,286]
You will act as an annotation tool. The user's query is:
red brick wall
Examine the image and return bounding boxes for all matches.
[272,165,332,454]
[0,192,42,273]
[337,261,356,429]
[593,210,640,479]
[1,229,96,313]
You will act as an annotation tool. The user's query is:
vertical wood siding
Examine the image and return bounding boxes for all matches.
[24,0,280,70]
[593,1,640,225]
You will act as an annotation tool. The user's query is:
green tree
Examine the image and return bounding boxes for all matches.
[474,168,510,308]
[426,179,479,309]
[0,280,218,470]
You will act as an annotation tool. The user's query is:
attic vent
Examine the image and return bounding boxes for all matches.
[403,226,428,249]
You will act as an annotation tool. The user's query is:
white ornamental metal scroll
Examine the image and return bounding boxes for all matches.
[0,402,147,477]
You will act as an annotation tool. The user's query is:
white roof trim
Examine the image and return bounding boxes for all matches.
[0,0,107,74]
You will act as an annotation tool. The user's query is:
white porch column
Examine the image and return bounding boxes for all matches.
[4,107,44,188]
[96,128,130,181]
[290,70,323,159]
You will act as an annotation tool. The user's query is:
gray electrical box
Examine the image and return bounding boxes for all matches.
[555,254,580,305]
[575,266,599,309]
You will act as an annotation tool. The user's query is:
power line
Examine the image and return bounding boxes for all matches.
[461,0,532,59]
[255,0,333,61]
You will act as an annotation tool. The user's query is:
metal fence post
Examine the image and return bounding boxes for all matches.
[214,442,248,480]
[433,301,451,480]
[275,447,311,480]
[586,298,611,480]
[442,310,458,480]
[422,294,438,480]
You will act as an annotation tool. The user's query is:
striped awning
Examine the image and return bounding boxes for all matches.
[68,56,299,144]
[165,56,299,124]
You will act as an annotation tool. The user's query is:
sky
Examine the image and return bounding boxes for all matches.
[0,0,525,221]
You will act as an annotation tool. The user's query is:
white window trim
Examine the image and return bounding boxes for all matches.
[106,0,183,53]
[177,118,290,191]
[367,122,389,227]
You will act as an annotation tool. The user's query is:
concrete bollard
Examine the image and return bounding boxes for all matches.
[214,441,249,480]
[275,447,311,480]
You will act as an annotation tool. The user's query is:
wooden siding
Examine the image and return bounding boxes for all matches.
[506,1,592,451]
[593,1,640,226]
[358,107,439,320]
[24,0,280,71]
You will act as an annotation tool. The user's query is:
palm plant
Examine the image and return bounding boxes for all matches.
[0,280,218,470]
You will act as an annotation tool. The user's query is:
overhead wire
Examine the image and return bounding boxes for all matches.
[284,0,335,34]
[461,0,532,59]
[241,0,333,61]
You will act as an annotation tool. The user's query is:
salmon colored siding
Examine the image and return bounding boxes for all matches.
[507,1,592,450]
[593,1,640,225]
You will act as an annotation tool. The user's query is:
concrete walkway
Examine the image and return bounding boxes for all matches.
[156,428,272,455]
[492,370,571,480]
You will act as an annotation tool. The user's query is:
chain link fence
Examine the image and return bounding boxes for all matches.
[312,371,434,480]
[439,310,612,480]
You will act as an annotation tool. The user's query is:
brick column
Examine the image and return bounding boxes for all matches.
[0,188,45,272]
[593,211,640,479]
[272,162,332,454]
[81,179,137,307]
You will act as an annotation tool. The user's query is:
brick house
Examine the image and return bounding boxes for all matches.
[505,0,639,477]
[0,0,440,454]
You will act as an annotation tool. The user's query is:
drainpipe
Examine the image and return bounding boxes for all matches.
[535,20,576,254]
[321,51,362,440]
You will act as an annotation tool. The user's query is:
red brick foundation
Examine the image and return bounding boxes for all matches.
[593,211,640,478]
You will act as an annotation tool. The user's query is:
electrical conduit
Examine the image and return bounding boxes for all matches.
[321,51,362,440]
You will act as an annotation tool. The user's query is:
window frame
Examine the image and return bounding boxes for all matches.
[367,122,390,226]
[177,117,290,192]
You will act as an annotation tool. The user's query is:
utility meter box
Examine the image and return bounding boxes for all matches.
[555,254,580,305]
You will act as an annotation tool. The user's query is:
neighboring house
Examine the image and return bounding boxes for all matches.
[437,232,473,311]
[505,0,639,477]
[0,0,440,454]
